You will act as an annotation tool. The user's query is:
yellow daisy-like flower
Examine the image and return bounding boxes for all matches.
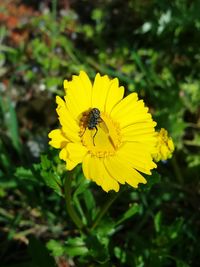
[48,71,157,192]
[153,128,174,162]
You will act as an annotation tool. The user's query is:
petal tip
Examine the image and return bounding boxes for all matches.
[63,80,68,88]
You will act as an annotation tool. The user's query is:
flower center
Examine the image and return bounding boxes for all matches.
[79,109,121,157]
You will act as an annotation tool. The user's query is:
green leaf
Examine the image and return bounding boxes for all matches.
[41,170,62,196]
[40,155,62,196]
[65,237,89,257]
[94,217,116,237]
[116,203,140,225]
[83,189,96,218]
[7,98,21,152]
[73,174,96,220]
[114,246,126,264]
[187,154,200,168]
[0,44,17,53]
[73,175,90,197]
[46,240,65,257]
[85,235,110,264]
[0,96,21,152]
[154,211,162,233]
[0,139,11,170]
[15,167,36,182]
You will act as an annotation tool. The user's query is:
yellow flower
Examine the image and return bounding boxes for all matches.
[48,71,157,192]
[153,128,174,162]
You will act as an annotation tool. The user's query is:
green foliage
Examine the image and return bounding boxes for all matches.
[39,154,63,196]
[1,0,200,266]
[0,96,21,153]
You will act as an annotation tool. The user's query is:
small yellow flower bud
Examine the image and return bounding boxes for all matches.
[153,128,174,162]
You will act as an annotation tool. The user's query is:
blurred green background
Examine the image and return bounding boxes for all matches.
[0,0,200,266]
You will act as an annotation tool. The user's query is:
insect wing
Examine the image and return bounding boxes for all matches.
[99,117,117,149]
[99,118,109,134]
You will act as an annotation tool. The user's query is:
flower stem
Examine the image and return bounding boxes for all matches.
[64,172,84,230]
[91,192,119,231]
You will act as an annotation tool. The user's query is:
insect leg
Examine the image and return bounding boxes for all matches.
[80,127,86,137]
[92,126,98,146]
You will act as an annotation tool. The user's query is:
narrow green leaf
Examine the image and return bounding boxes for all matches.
[154,211,162,233]
[0,96,21,152]
[116,203,140,225]
[15,167,36,182]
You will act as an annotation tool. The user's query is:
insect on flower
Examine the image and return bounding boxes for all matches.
[49,71,157,192]
[80,108,103,145]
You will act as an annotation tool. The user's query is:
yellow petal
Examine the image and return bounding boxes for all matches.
[82,154,120,192]
[121,121,157,136]
[67,142,87,164]
[56,96,80,142]
[118,142,156,166]
[122,129,156,141]
[59,147,68,160]
[66,159,79,171]
[82,154,102,185]
[91,74,125,114]
[58,142,87,170]
[111,92,138,118]
[120,113,153,129]
[126,169,147,188]
[65,142,87,171]
[104,154,147,188]
[111,94,153,128]
[117,143,157,174]
[64,71,92,121]
[100,163,120,192]
[122,135,157,150]
[104,78,124,114]
[104,156,126,184]
[48,129,68,149]
[91,73,110,111]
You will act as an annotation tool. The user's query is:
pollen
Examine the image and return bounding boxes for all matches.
[79,110,122,157]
